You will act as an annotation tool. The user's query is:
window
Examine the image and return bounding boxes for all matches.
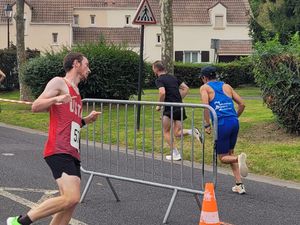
[52,33,58,44]
[215,15,224,28]
[125,15,131,25]
[175,51,183,62]
[90,15,96,25]
[175,51,210,63]
[73,15,79,25]
[184,51,200,63]
[156,34,161,44]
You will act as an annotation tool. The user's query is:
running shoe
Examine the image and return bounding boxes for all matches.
[232,184,246,194]
[193,127,203,143]
[238,153,249,177]
[7,217,21,225]
[166,152,182,161]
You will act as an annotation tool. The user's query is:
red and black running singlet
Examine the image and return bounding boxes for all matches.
[44,79,82,160]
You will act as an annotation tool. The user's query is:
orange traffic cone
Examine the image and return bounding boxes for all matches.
[199,183,220,225]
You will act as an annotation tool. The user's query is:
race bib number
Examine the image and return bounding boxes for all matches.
[71,121,81,150]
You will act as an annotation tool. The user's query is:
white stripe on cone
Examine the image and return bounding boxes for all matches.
[200,211,220,224]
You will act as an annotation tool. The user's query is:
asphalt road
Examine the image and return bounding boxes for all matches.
[0,124,299,225]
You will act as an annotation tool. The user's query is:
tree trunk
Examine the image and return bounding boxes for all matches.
[16,0,31,101]
[159,0,174,74]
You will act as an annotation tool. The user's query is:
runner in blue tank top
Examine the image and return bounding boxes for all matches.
[199,66,249,194]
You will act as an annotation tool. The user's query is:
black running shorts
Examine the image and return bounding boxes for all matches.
[45,153,81,180]
[163,107,187,121]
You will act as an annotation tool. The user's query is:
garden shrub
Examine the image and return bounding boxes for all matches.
[23,42,144,100]
[253,33,300,134]
[0,45,39,91]
[144,58,255,89]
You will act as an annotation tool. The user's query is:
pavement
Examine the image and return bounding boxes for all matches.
[0,123,299,225]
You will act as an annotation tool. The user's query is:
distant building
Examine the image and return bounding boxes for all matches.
[0,0,252,63]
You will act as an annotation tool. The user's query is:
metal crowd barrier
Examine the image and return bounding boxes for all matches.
[79,98,218,224]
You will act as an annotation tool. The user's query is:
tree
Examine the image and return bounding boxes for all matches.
[249,0,300,44]
[159,0,174,74]
[15,0,31,100]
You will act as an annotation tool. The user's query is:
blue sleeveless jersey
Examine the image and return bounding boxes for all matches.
[207,81,237,120]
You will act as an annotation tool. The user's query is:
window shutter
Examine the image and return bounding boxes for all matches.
[175,51,183,62]
[201,51,210,62]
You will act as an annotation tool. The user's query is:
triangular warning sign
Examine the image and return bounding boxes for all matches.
[133,0,156,25]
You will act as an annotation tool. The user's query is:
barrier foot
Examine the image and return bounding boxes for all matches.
[80,173,94,203]
[194,194,202,210]
[163,189,178,224]
[106,177,120,202]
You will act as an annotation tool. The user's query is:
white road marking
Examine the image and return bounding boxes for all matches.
[0,187,88,225]
[1,153,15,156]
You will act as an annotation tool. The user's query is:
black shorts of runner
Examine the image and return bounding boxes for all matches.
[163,107,187,121]
[45,153,81,180]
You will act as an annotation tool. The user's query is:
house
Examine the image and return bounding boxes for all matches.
[0,0,252,63]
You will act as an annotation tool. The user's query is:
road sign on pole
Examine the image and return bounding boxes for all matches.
[133,0,156,25]
[134,0,156,130]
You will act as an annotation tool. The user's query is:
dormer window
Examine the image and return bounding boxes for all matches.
[215,15,224,29]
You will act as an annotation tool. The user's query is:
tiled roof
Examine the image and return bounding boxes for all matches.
[73,27,140,47]
[217,40,252,55]
[1,0,250,24]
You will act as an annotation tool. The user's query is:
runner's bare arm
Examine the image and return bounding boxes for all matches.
[83,111,101,124]
[200,85,211,133]
[156,87,166,111]
[32,77,70,112]
[0,69,6,82]
[179,82,189,99]
[231,87,245,117]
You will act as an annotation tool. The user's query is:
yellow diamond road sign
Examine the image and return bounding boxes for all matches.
[133,0,156,25]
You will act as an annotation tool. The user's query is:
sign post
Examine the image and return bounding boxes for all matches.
[133,0,156,130]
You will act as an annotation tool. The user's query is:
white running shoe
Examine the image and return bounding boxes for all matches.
[166,153,182,161]
[193,127,203,143]
[238,153,248,177]
[232,184,246,194]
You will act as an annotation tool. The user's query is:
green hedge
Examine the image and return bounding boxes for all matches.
[0,45,40,91]
[253,34,300,134]
[23,43,145,100]
[144,57,255,89]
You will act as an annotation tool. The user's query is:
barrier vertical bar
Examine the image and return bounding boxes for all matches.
[160,107,164,182]
[125,104,128,173]
[100,103,104,168]
[142,105,146,178]
[117,104,120,173]
[170,106,174,184]
[109,103,112,173]
[202,111,205,190]
[180,106,184,185]
[151,105,155,180]
[191,108,195,187]
[93,102,96,170]
[86,102,89,167]
[133,104,137,176]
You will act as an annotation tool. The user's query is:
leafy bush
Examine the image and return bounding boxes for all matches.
[0,45,40,91]
[23,42,144,100]
[144,58,255,89]
[253,33,300,134]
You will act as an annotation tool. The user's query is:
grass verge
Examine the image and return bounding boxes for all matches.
[0,88,299,182]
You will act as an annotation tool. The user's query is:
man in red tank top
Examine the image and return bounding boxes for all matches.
[7,52,101,225]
